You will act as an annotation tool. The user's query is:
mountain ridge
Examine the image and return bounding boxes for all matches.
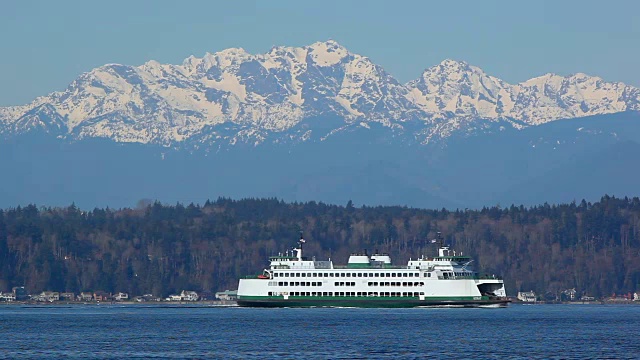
[1,40,639,148]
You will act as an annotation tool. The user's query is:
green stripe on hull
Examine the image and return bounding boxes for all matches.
[237,295,509,308]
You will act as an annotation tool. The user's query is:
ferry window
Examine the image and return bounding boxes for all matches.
[324,273,329,277]
[339,273,344,277]
[268,292,272,296]
[357,273,362,277]
[420,282,424,286]
[312,292,317,296]
[306,282,311,286]
[420,292,424,295]
[301,273,306,277]
[346,273,351,277]
[391,273,396,277]
[427,273,431,278]
[295,273,300,277]
[408,273,413,277]
[278,282,283,286]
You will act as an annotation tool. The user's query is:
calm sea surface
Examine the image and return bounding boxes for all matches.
[0,304,638,359]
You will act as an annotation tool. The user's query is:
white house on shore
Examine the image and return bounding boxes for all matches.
[114,292,129,301]
[215,290,238,301]
[517,291,537,302]
[0,292,16,301]
[180,290,199,301]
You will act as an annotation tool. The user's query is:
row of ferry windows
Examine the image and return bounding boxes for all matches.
[368,282,425,287]
[274,272,423,278]
[271,281,425,287]
[268,292,425,297]
[274,282,323,287]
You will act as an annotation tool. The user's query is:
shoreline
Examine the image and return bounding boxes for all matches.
[0,300,238,306]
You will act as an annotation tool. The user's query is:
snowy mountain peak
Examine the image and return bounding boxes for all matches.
[1,40,639,146]
[306,40,350,66]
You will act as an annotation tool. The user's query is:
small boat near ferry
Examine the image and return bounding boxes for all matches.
[237,233,509,308]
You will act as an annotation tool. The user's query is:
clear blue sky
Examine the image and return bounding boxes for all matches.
[1,0,638,106]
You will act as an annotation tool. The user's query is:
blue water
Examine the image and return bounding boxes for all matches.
[0,304,638,359]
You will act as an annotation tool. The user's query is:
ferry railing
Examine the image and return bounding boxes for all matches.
[436,274,503,280]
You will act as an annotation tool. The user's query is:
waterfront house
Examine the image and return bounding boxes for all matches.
[93,291,111,301]
[168,294,182,301]
[60,292,75,301]
[180,290,199,301]
[79,292,93,301]
[136,294,160,302]
[562,288,577,301]
[215,290,238,301]
[517,291,537,302]
[36,291,60,302]
[0,292,16,301]
[114,292,129,301]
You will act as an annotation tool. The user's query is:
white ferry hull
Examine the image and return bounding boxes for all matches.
[237,277,509,308]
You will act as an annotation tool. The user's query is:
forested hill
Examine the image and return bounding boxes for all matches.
[0,196,639,298]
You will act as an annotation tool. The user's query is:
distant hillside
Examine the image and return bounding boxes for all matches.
[0,196,638,298]
[1,112,639,209]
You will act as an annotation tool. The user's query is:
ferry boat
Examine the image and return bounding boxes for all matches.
[237,233,509,308]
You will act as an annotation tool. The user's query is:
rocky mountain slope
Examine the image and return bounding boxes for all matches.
[2,40,639,148]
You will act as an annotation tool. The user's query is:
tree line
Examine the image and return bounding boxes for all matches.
[0,195,638,298]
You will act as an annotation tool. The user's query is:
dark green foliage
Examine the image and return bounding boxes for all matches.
[0,195,639,298]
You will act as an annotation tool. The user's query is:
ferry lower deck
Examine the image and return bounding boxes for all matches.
[237,295,510,308]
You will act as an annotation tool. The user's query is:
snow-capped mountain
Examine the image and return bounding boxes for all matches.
[1,40,639,147]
